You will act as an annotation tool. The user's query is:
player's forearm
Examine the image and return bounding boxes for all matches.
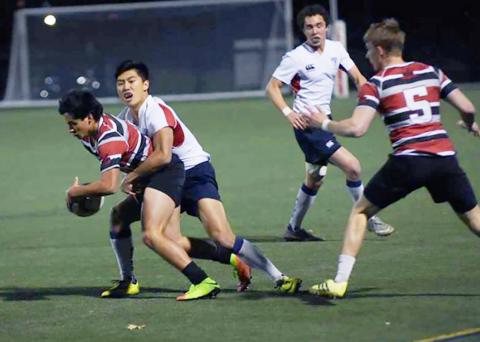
[131,150,172,178]
[447,89,476,125]
[68,179,117,197]
[266,80,291,114]
[323,119,367,138]
[348,66,367,90]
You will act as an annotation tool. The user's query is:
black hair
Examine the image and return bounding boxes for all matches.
[115,60,150,81]
[58,89,103,121]
[297,4,330,30]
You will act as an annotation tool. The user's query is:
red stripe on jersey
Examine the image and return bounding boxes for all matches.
[359,82,379,98]
[380,92,406,112]
[92,114,152,172]
[97,116,128,159]
[158,103,185,147]
[382,62,430,77]
[291,74,301,94]
[390,122,445,143]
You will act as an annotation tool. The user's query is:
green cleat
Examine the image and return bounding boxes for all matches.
[176,277,221,301]
[309,279,348,298]
[275,276,302,294]
[231,254,252,292]
[101,279,140,298]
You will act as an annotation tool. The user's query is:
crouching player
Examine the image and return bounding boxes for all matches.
[60,89,221,301]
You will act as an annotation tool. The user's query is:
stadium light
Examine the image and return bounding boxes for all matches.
[43,14,56,26]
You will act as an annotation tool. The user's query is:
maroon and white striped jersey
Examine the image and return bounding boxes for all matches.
[358,61,457,157]
[81,114,152,173]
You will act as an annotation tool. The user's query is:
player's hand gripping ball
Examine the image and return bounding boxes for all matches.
[67,195,104,217]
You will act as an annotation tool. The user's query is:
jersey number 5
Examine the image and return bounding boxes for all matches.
[404,86,432,124]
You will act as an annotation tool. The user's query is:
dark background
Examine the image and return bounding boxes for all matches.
[0,0,478,99]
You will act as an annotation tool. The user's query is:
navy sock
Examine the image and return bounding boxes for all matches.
[232,236,244,254]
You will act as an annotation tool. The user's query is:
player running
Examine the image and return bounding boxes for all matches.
[306,18,480,298]
[266,4,394,241]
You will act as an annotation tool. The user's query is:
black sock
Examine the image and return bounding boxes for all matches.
[188,238,232,265]
[212,242,232,264]
[181,262,208,285]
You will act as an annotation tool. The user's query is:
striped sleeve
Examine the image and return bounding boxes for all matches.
[437,68,457,98]
[97,132,128,172]
[357,82,380,110]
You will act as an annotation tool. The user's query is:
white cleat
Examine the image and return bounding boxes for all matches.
[367,216,395,237]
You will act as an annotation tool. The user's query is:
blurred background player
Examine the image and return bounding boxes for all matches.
[59,89,221,301]
[266,4,394,241]
[115,60,302,294]
[307,18,480,298]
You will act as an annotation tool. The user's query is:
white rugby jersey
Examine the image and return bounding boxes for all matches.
[272,40,355,115]
[117,95,210,170]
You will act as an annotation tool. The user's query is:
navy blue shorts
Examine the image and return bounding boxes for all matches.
[181,161,221,217]
[134,154,185,207]
[364,155,477,213]
[294,127,342,164]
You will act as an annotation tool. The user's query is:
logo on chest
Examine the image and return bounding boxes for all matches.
[305,64,315,71]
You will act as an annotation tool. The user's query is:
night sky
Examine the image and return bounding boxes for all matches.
[1,0,478,99]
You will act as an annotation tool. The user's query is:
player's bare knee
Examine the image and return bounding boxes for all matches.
[142,231,155,249]
[208,229,232,248]
[340,158,361,180]
[345,165,361,180]
[142,237,153,249]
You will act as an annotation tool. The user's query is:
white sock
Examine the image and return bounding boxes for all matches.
[334,254,356,283]
[346,179,364,203]
[234,237,283,281]
[289,184,318,229]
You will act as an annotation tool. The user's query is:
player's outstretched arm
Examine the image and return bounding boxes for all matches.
[266,77,307,130]
[446,89,479,137]
[307,105,376,138]
[66,169,120,199]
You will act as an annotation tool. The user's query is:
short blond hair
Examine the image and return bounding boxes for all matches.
[363,18,405,56]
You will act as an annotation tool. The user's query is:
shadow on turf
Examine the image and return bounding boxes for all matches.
[341,287,480,300]
[0,286,181,301]
[0,286,295,301]
[3,286,472,303]
[239,234,390,244]
[0,286,330,303]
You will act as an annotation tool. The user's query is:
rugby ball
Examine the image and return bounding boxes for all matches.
[67,195,104,217]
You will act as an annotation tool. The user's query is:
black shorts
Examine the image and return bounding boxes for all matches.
[364,155,477,213]
[181,161,221,217]
[135,154,185,207]
[294,126,342,164]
